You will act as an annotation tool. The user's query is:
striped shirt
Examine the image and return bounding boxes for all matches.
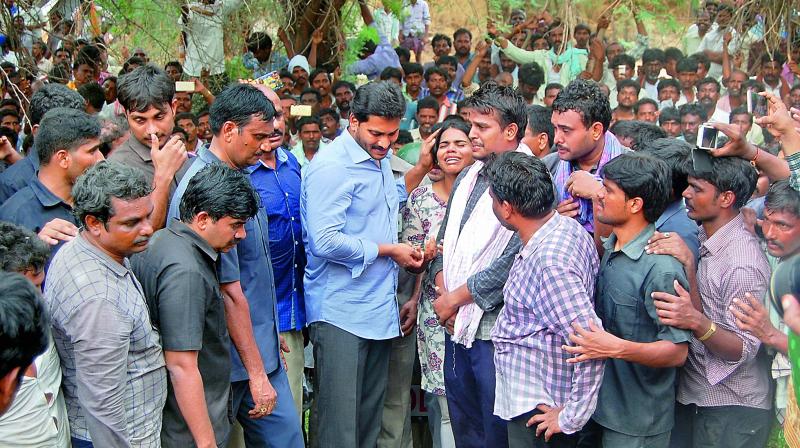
[787,151,800,192]
[677,213,772,409]
[492,213,603,433]
[44,235,167,446]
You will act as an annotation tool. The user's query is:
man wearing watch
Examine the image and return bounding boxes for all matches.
[649,155,772,448]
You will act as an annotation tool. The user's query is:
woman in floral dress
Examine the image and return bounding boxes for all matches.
[401,117,474,448]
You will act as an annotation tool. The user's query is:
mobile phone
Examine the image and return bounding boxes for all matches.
[290,105,312,117]
[747,89,768,118]
[696,124,719,151]
[175,81,194,92]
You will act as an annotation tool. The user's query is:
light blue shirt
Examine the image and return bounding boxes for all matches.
[301,130,407,340]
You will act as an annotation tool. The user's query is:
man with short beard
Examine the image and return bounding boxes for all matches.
[640,48,666,99]
[716,70,748,113]
[333,80,356,126]
[760,52,789,99]
[612,79,640,123]
[696,77,727,123]
[453,28,473,69]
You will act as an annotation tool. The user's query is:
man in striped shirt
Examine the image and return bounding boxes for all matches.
[485,151,603,447]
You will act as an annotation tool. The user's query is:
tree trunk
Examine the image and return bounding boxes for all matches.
[278,0,348,70]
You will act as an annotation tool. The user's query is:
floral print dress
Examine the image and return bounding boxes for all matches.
[401,184,448,396]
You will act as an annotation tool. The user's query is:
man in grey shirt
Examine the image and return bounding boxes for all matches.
[44,162,167,447]
[132,164,260,447]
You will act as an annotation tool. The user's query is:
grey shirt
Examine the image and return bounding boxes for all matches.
[429,169,522,340]
[131,220,232,447]
[44,234,167,447]
[592,224,692,437]
[108,134,192,195]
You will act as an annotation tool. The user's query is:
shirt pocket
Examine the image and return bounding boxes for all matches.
[606,285,640,341]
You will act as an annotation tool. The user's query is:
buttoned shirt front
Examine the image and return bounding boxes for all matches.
[249,147,306,332]
[0,150,38,203]
[677,213,772,409]
[44,235,167,446]
[301,129,407,340]
[492,213,603,433]
[108,133,192,196]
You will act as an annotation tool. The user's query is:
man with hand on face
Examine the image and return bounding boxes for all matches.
[133,164,260,448]
[45,162,167,447]
[301,81,433,447]
[0,109,104,259]
[169,84,304,448]
[109,65,189,230]
[428,81,532,448]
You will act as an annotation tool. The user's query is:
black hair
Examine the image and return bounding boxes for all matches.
[657,78,680,94]
[164,61,183,73]
[431,116,472,165]
[638,137,693,199]
[642,48,666,64]
[402,62,423,77]
[416,96,440,114]
[435,55,458,69]
[179,163,260,223]
[246,32,273,53]
[431,34,452,48]
[761,51,787,66]
[0,271,49,380]
[120,56,146,75]
[296,115,322,132]
[424,66,450,83]
[77,82,106,111]
[634,98,659,114]
[300,88,322,102]
[48,64,71,84]
[396,130,414,146]
[765,180,800,218]
[380,67,403,82]
[453,28,472,40]
[696,76,720,92]
[350,81,406,122]
[0,109,19,123]
[616,79,641,94]
[394,46,411,62]
[679,102,707,121]
[171,126,188,140]
[574,23,591,34]
[610,54,636,70]
[197,108,210,119]
[0,99,19,112]
[545,83,563,93]
[117,65,176,113]
[518,62,545,90]
[28,84,85,126]
[664,47,684,63]
[0,127,17,148]
[0,222,49,274]
[482,151,555,218]
[603,153,672,223]
[685,155,758,209]
[463,80,528,142]
[174,112,198,126]
[690,52,711,71]
[71,56,94,71]
[209,84,276,135]
[72,161,153,226]
[36,108,101,164]
[610,120,667,151]
[526,105,554,146]
[332,80,356,95]
[317,107,338,122]
[309,69,329,85]
[676,57,698,74]
[659,106,680,125]
[551,79,612,132]
[729,106,753,125]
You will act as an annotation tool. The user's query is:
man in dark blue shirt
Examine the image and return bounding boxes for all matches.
[0,84,85,204]
[0,108,103,259]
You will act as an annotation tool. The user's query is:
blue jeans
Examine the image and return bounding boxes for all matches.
[229,367,304,448]
[71,437,93,448]
[443,334,508,448]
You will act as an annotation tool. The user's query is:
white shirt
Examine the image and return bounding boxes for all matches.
[400,0,430,37]
[697,26,738,80]
[374,8,400,46]
[181,0,242,76]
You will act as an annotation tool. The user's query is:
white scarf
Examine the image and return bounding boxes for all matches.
[442,143,533,347]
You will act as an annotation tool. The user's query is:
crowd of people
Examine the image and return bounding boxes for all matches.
[1,0,800,447]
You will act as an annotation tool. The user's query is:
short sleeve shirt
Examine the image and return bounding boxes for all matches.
[593,224,692,437]
[131,221,231,447]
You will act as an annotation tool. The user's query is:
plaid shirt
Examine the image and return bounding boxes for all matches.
[677,213,772,409]
[787,151,800,192]
[492,213,603,433]
[44,235,167,446]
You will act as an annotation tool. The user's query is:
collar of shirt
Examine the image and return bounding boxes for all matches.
[75,233,131,277]
[518,212,561,260]
[125,133,153,163]
[341,130,375,164]
[30,177,71,208]
[167,219,219,263]
[197,146,254,172]
[255,146,289,171]
[655,199,686,228]
[699,212,745,257]
[602,223,656,261]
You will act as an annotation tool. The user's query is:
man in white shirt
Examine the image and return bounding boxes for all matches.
[180,0,242,86]
[696,4,737,79]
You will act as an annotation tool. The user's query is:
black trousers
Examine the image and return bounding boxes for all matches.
[668,402,772,448]
[508,408,580,448]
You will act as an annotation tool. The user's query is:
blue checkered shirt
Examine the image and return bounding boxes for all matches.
[44,235,167,446]
[492,213,604,434]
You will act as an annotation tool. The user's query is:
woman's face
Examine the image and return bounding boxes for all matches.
[436,127,474,176]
